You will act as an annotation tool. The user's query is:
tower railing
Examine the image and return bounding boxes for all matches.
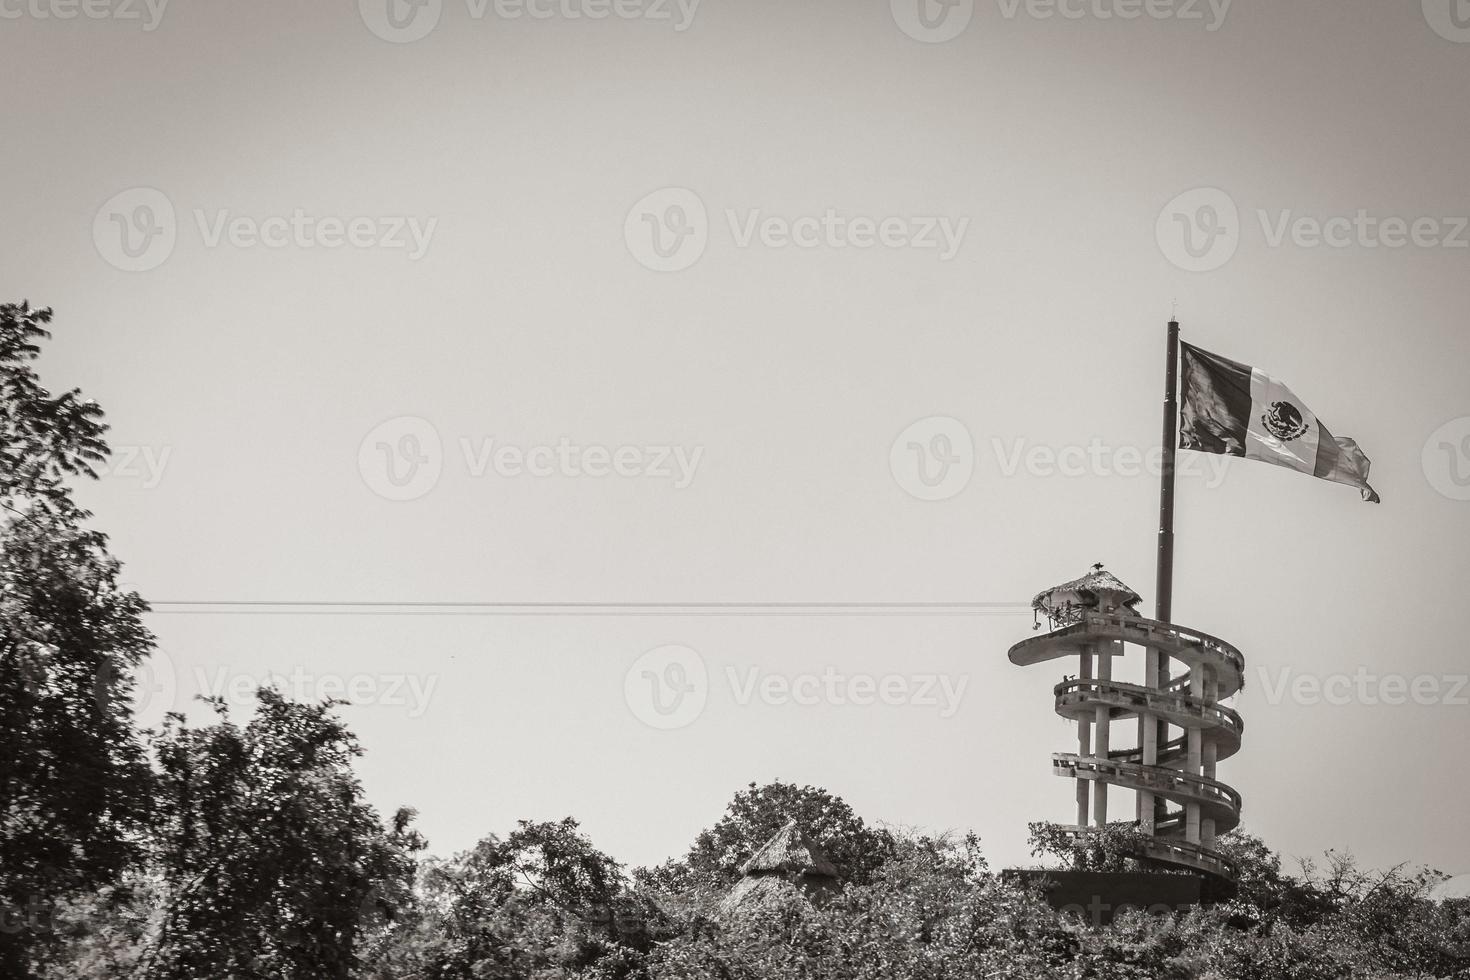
[1009,611,1244,884]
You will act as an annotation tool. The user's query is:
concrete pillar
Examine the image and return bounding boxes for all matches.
[1137,643,1159,833]
[1186,668,1203,844]
[1093,645,1111,827]
[1154,645,1170,830]
[1076,649,1092,827]
[1201,667,1218,846]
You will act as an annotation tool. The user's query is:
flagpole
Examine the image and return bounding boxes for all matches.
[1155,318,1180,623]
[1149,318,1180,834]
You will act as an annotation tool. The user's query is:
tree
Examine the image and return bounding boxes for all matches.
[0,302,109,509]
[0,302,154,977]
[373,818,655,980]
[120,691,424,980]
[1210,828,1335,929]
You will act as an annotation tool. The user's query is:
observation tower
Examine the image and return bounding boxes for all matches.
[1008,565,1244,886]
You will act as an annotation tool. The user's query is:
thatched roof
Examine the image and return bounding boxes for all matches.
[720,873,840,913]
[739,819,840,878]
[1032,565,1142,627]
[720,819,843,916]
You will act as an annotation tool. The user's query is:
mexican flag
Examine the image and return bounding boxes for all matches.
[1179,342,1380,502]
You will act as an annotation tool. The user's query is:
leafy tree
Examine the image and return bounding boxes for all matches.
[1296,851,1470,978]
[116,691,425,980]
[0,302,154,977]
[1211,828,1335,929]
[372,817,655,980]
[0,302,108,509]
[0,302,424,980]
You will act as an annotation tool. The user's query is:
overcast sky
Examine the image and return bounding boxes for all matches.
[5,0,1469,876]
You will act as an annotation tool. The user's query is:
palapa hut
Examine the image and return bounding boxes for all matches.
[1031,563,1143,631]
[719,818,842,916]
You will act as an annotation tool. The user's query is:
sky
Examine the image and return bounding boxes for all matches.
[4,0,1469,878]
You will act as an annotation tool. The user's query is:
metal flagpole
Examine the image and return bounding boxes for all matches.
[1156,318,1180,622]
[1152,318,1181,832]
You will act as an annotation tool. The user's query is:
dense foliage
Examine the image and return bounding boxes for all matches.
[0,302,154,976]
[3,303,1468,979]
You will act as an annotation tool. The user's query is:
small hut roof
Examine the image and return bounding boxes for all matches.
[1031,566,1143,614]
[720,874,802,913]
[739,819,840,878]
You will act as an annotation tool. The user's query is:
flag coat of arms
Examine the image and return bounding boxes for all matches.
[1178,341,1380,502]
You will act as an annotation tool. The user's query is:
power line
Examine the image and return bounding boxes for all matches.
[145,600,1030,618]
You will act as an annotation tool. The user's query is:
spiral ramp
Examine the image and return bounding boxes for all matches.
[1009,612,1244,884]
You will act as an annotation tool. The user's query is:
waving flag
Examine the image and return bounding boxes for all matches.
[1179,341,1380,502]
